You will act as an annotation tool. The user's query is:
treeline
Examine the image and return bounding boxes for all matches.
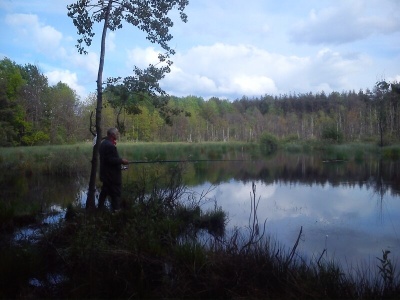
[120,81,400,145]
[0,58,89,146]
[162,84,400,145]
[1,57,400,146]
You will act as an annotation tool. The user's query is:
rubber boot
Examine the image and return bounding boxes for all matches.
[111,196,121,212]
[98,190,107,210]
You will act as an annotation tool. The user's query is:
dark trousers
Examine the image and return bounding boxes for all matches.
[98,182,121,211]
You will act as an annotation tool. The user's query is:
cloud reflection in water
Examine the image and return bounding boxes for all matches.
[194,180,400,269]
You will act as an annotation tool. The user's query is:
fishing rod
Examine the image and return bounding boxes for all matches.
[122,158,251,170]
[127,158,247,164]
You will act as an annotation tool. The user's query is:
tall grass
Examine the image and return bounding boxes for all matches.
[0,141,260,175]
[1,141,398,175]
[118,141,258,162]
[281,141,388,162]
[0,143,92,175]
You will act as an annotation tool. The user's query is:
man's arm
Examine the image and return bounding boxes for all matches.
[104,142,128,165]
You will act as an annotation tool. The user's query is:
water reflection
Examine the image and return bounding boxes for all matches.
[194,180,400,269]
[2,152,400,270]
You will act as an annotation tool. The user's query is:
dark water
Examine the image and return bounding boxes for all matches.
[4,152,400,270]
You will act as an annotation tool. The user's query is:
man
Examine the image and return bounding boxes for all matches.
[98,127,129,211]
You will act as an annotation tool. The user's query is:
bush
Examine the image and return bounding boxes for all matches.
[321,124,343,143]
[259,132,279,155]
[21,131,50,146]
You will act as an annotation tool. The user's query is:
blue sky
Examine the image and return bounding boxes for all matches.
[1,0,399,101]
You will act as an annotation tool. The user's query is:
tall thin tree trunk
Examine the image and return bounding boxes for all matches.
[86,0,113,210]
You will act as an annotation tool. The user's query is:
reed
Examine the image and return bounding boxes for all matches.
[279,140,394,165]
[0,143,92,175]
[1,141,397,176]
[118,141,257,161]
[0,141,258,175]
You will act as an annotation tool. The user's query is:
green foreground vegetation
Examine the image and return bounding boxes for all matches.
[1,141,400,299]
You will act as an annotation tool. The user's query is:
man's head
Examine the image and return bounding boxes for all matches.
[107,128,119,141]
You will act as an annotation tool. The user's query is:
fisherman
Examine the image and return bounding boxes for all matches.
[98,127,129,211]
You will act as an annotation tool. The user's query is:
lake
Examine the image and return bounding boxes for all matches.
[6,151,400,272]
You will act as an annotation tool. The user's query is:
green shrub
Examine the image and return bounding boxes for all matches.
[382,147,400,160]
[259,132,279,155]
[321,124,343,143]
[21,131,50,146]
[282,134,299,143]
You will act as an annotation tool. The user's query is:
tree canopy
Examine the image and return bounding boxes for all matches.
[0,58,84,146]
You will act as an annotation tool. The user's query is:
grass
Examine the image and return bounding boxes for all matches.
[1,140,398,173]
[0,143,92,175]
[117,141,259,162]
[0,141,260,175]
[280,140,389,163]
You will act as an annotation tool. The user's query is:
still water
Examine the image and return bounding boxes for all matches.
[193,180,400,269]
[6,152,400,270]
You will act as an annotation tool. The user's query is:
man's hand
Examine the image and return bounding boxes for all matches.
[121,158,129,165]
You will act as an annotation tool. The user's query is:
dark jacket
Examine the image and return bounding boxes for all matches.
[99,138,123,185]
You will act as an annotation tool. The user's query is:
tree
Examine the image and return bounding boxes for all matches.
[0,58,27,146]
[44,82,80,144]
[19,64,49,128]
[18,64,51,145]
[67,0,189,209]
[373,81,390,146]
[0,80,18,146]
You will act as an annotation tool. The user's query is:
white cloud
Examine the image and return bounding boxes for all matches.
[45,70,86,100]
[159,43,372,98]
[4,13,98,98]
[126,47,160,68]
[389,75,400,83]
[70,51,99,78]
[290,1,400,45]
[2,0,398,100]
[162,43,283,98]
[230,75,277,95]
[5,13,62,56]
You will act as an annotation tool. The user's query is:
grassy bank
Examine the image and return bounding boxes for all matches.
[0,141,260,173]
[0,143,93,175]
[2,140,399,173]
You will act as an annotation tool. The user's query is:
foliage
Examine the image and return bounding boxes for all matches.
[373,81,391,147]
[0,58,26,146]
[0,58,87,146]
[321,122,344,143]
[259,132,279,155]
[377,250,396,294]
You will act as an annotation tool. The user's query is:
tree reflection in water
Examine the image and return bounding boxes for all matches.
[2,153,400,270]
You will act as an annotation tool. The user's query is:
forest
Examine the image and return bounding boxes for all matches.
[1,57,400,147]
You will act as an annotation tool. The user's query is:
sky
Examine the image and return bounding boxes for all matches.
[1,0,399,101]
